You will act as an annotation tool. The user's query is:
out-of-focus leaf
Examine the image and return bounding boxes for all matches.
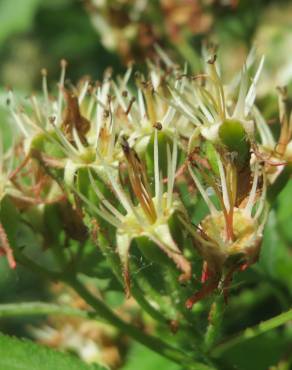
[0,196,21,246]
[0,333,105,370]
[259,211,292,291]
[0,103,13,149]
[0,196,56,272]
[0,0,41,45]
[122,342,181,370]
[219,328,292,370]
[276,180,292,243]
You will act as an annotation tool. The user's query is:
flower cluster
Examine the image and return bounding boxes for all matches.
[85,0,215,63]
[4,49,291,309]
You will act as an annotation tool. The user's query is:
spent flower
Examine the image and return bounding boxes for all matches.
[182,141,268,307]
[5,48,280,310]
[79,130,191,296]
[254,86,292,186]
[162,48,265,145]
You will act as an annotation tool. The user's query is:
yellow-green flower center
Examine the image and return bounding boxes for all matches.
[201,208,257,254]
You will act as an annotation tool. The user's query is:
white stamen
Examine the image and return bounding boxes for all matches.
[42,70,49,107]
[88,170,124,221]
[78,79,90,105]
[74,186,121,228]
[244,161,260,216]
[56,60,67,126]
[106,170,143,225]
[72,128,86,153]
[245,56,265,116]
[138,89,146,121]
[154,129,160,200]
[254,173,267,220]
[156,171,164,218]
[86,93,95,121]
[179,215,218,248]
[107,107,116,158]
[31,95,42,125]
[216,153,231,212]
[154,44,174,67]
[188,164,218,215]
[253,107,275,147]
[233,65,248,119]
[161,92,200,126]
[167,136,177,208]
[11,111,29,138]
[53,124,79,159]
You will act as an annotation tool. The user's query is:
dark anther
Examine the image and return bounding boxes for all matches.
[153,122,162,130]
[103,110,110,118]
[169,320,179,334]
[207,54,217,64]
[121,136,130,154]
[125,97,136,115]
[49,116,56,124]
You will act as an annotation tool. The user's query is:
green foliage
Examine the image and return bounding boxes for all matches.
[218,329,292,370]
[0,333,106,370]
[1,1,292,370]
[276,180,292,242]
[260,207,292,292]
[0,0,41,46]
[122,343,181,370]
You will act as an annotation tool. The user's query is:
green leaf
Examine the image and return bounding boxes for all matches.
[276,180,292,242]
[0,333,106,370]
[0,196,21,246]
[145,131,174,179]
[122,342,181,370]
[259,211,292,291]
[267,166,292,204]
[218,329,292,370]
[0,0,41,46]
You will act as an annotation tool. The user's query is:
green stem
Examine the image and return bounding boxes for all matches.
[66,275,212,370]
[0,302,98,321]
[98,235,171,326]
[98,226,203,336]
[204,297,224,352]
[212,308,292,357]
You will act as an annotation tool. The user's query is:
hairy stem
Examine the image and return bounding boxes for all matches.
[97,234,174,326]
[66,275,213,370]
[204,297,224,352]
[15,250,213,369]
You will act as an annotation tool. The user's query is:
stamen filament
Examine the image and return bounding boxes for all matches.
[244,161,259,216]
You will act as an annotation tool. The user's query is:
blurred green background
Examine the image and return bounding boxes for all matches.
[0,1,292,370]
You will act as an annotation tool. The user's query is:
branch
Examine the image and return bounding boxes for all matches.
[15,246,213,368]
[0,302,100,321]
[67,275,213,370]
[212,308,292,356]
